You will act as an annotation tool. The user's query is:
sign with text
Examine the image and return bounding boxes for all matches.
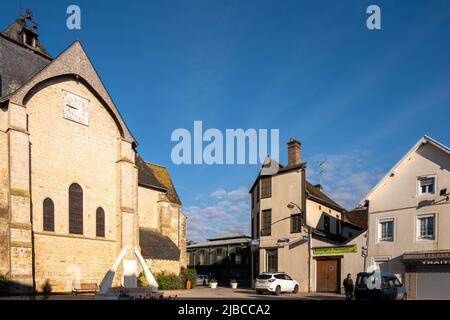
[313,245,358,255]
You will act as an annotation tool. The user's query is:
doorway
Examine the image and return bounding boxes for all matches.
[316,258,340,293]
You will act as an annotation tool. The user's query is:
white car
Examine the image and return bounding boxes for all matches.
[196,274,209,286]
[255,273,299,295]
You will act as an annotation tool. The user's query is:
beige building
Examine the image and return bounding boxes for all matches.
[363,136,450,300]
[0,14,186,293]
[249,139,365,293]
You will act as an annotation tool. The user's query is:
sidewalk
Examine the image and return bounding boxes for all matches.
[0,287,346,300]
[162,286,345,300]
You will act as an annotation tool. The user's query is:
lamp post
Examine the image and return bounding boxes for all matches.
[287,202,312,293]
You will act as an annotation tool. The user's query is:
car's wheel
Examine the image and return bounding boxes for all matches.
[293,285,299,294]
[203,280,206,286]
[256,290,263,295]
[402,293,407,301]
[275,286,281,296]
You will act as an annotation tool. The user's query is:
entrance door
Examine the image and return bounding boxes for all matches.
[316,259,339,293]
[266,249,278,273]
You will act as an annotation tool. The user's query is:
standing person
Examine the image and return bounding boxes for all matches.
[343,274,354,301]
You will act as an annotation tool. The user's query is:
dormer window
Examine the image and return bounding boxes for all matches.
[418,176,436,196]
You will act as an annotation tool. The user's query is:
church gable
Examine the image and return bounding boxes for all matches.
[1,41,137,146]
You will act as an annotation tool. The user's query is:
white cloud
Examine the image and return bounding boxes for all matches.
[186,186,251,242]
[210,189,227,199]
[307,150,383,209]
[210,186,249,200]
[227,186,249,200]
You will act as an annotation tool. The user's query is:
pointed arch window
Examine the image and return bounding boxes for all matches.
[96,207,105,238]
[43,198,55,232]
[69,183,83,235]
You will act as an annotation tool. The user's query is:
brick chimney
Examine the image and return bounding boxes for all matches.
[287,138,301,166]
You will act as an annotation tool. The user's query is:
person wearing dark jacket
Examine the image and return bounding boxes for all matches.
[343,274,354,300]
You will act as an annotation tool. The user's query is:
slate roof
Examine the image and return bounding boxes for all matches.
[344,207,368,230]
[136,154,168,191]
[1,18,51,57]
[305,181,346,213]
[146,163,182,205]
[0,18,52,97]
[207,233,250,242]
[139,228,180,261]
[187,237,251,249]
[311,228,350,245]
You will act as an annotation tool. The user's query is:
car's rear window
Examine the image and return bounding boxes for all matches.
[356,275,369,286]
[257,274,272,280]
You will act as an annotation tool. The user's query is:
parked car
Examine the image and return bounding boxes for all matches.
[196,274,209,286]
[255,272,299,295]
[355,272,407,300]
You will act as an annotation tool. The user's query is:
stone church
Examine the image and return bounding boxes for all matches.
[0,13,186,293]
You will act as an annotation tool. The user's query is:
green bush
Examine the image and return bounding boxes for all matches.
[137,272,148,287]
[155,272,183,290]
[180,268,197,288]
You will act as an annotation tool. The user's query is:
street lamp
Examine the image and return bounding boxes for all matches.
[287,202,312,293]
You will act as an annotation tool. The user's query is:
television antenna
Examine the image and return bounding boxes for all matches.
[317,159,327,189]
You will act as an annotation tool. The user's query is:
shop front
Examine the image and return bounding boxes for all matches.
[403,251,450,300]
[311,236,366,294]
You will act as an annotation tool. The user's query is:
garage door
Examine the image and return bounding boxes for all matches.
[416,266,450,300]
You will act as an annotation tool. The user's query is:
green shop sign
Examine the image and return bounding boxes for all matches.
[313,245,358,255]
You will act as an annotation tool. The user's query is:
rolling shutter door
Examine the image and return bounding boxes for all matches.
[416,266,450,300]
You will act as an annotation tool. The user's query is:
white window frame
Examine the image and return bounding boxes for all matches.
[417,175,437,197]
[416,213,437,242]
[377,217,395,243]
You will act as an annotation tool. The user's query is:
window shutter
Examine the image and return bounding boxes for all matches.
[261,177,272,198]
[69,183,83,235]
[262,209,272,236]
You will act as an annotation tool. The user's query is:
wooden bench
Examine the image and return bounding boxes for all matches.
[72,283,99,295]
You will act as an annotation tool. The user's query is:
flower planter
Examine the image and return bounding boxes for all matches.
[210,282,218,289]
[231,282,238,289]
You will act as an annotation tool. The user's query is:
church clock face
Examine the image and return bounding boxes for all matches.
[63,90,90,126]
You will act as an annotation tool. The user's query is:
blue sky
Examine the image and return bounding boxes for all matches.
[2,0,450,242]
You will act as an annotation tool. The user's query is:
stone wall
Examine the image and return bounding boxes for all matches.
[25,79,125,291]
[0,66,187,291]
[34,233,120,292]
[179,213,187,269]
[26,80,121,238]
[146,258,180,276]
[138,188,187,273]
[159,197,182,246]
[137,186,161,230]
[0,122,9,275]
